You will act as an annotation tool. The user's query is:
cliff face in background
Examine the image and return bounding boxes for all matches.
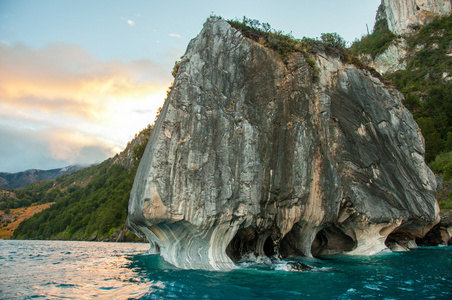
[354,0,452,169]
[377,0,451,34]
[127,18,439,270]
[362,0,452,75]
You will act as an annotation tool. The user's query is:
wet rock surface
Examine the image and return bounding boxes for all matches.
[127,18,439,270]
[286,261,314,272]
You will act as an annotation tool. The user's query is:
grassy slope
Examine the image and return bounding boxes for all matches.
[0,203,54,239]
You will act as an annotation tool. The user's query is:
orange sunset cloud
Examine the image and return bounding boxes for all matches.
[0,42,171,171]
[0,42,169,119]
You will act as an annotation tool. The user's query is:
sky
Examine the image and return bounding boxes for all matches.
[0,0,381,173]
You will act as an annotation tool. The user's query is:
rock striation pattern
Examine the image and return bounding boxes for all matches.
[127,18,440,270]
[377,0,452,34]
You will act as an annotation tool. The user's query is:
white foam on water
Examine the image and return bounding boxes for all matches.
[236,253,320,272]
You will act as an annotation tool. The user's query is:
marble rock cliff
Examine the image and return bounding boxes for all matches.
[127,18,439,270]
[377,0,451,34]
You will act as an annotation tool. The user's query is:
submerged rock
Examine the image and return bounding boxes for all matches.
[127,18,439,270]
[286,261,314,272]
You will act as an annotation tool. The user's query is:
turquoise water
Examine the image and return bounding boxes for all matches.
[0,240,451,299]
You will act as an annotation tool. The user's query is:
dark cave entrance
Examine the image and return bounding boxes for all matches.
[263,235,276,257]
[279,223,305,257]
[226,227,277,261]
[226,227,258,261]
[311,225,356,256]
[384,222,422,250]
[279,224,355,257]
[226,224,357,261]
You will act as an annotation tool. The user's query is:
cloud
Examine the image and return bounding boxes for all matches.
[42,128,117,163]
[169,33,182,38]
[0,42,172,172]
[0,122,114,172]
[0,42,169,119]
[121,17,135,27]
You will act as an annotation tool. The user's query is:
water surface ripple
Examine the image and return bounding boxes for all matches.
[0,240,451,299]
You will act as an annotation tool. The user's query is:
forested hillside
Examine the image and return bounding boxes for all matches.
[10,125,152,241]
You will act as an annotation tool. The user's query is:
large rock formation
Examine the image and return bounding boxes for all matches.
[127,18,439,270]
[377,0,451,34]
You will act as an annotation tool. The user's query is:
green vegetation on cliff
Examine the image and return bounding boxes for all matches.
[388,15,452,163]
[226,16,345,58]
[351,13,452,210]
[227,17,302,57]
[349,19,396,58]
[12,126,152,241]
[351,14,452,164]
[430,151,452,210]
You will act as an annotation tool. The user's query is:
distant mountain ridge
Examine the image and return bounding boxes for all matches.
[0,165,87,189]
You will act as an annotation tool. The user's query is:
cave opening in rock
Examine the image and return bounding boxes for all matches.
[384,224,419,251]
[225,226,258,262]
[226,227,280,261]
[279,224,305,257]
[311,225,355,256]
[263,236,276,257]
